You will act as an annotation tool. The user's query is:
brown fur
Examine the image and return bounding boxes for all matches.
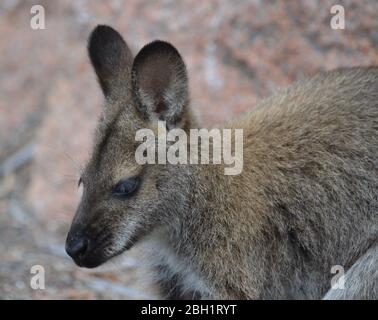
[66,25,378,299]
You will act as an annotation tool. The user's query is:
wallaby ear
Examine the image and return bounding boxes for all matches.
[88,25,133,98]
[131,40,188,128]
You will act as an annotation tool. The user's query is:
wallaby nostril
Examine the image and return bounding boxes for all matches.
[66,237,89,259]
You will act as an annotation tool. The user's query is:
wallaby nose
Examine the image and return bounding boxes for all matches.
[65,236,89,260]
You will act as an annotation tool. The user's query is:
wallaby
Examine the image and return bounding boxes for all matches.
[66,25,378,299]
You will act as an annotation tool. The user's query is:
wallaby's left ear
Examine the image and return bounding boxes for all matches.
[131,40,188,128]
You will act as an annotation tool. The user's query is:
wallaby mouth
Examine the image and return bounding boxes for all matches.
[65,226,147,268]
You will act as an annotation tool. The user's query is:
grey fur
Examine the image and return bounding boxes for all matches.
[66,26,378,299]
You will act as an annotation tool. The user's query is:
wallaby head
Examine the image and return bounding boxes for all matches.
[65,25,194,268]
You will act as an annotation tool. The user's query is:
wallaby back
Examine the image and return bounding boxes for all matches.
[146,67,378,299]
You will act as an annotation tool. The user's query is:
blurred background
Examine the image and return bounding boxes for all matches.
[0,0,377,299]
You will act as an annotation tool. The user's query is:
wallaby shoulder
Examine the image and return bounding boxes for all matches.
[174,66,378,299]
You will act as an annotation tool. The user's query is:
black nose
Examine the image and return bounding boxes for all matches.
[66,236,89,260]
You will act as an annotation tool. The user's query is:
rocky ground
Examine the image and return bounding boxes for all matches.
[0,0,377,299]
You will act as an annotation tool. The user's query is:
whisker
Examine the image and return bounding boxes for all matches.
[43,143,84,173]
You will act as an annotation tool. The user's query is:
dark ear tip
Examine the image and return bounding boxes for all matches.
[133,40,184,67]
[88,25,123,48]
[89,25,119,40]
[90,24,116,34]
[144,40,180,54]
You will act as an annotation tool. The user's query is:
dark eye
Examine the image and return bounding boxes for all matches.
[112,177,140,199]
[78,177,83,187]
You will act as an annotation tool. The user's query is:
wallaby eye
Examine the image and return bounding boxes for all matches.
[112,177,140,199]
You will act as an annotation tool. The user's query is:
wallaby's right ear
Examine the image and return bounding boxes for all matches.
[131,40,188,128]
[88,25,133,98]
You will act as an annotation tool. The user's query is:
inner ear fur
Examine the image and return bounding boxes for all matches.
[131,40,189,127]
